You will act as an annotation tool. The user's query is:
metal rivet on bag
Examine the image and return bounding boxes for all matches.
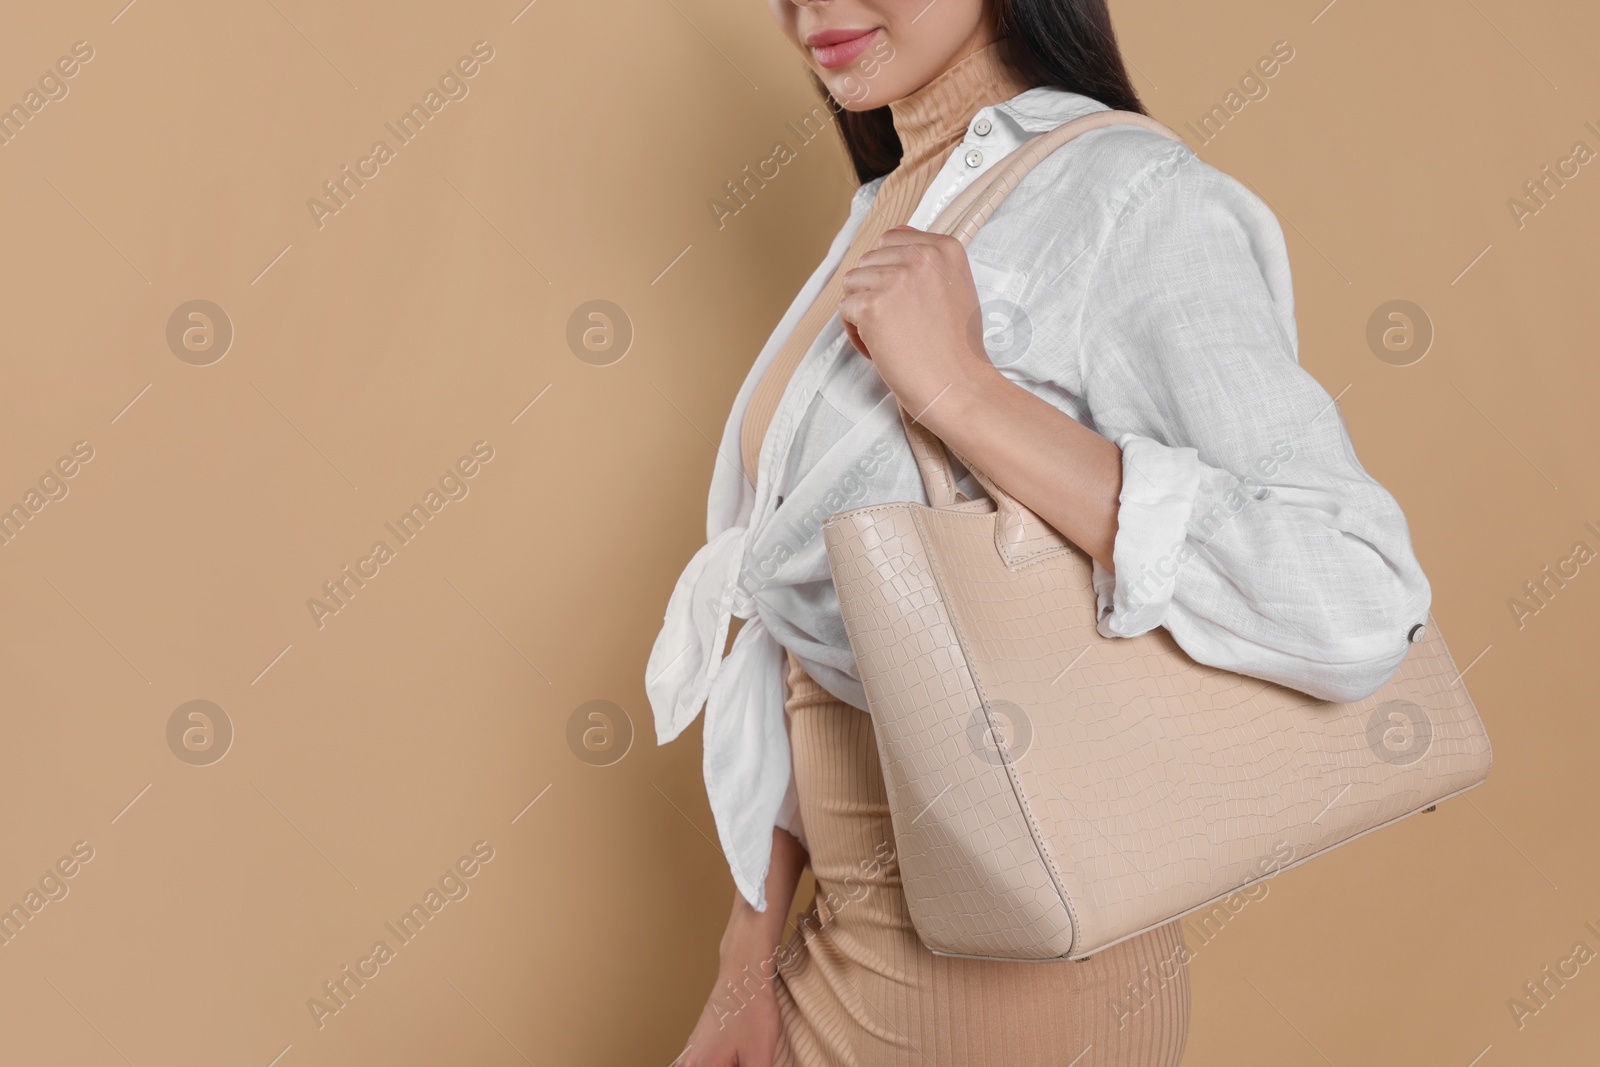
[964,149,983,168]
[973,118,992,136]
[1408,623,1426,644]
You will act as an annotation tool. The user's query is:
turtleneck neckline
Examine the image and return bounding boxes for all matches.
[887,40,1036,171]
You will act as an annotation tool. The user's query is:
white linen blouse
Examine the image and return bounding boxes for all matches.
[646,86,1433,912]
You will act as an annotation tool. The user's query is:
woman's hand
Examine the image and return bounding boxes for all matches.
[673,955,782,1067]
[673,827,807,1067]
[838,224,1127,571]
[838,225,1005,436]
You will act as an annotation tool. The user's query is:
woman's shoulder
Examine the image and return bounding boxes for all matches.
[999,91,1219,206]
[991,90,1283,257]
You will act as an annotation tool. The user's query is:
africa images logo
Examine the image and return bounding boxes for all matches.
[1365,700,1434,766]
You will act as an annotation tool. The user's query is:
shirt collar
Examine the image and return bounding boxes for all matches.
[994,86,1113,132]
[847,86,1111,217]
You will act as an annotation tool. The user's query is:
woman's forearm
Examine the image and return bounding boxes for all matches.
[928,366,1124,573]
[719,827,808,965]
[679,828,804,1062]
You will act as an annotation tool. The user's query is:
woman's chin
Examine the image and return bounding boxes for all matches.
[818,83,891,111]
[831,96,882,113]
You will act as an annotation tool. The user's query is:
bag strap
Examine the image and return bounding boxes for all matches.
[899,110,1185,515]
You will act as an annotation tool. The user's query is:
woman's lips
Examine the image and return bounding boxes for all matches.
[807,27,879,70]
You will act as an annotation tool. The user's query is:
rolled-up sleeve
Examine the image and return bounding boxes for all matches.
[1070,145,1432,703]
[773,766,807,852]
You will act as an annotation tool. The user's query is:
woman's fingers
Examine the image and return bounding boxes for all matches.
[853,245,919,269]
[838,265,898,294]
[844,323,869,359]
[837,291,872,358]
[839,228,971,367]
[877,225,955,251]
[875,229,966,280]
[877,224,934,244]
[839,311,871,359]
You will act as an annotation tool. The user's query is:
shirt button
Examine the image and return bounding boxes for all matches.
[1408,623,1426,644]
[965,149,983,168]
[973,118,992,136]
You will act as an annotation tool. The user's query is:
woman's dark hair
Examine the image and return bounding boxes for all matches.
[819,0,1146,183]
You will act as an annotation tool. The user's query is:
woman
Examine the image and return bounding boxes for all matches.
[650,1,1432,1064]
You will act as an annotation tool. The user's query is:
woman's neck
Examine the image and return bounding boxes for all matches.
[887,40,1036,173]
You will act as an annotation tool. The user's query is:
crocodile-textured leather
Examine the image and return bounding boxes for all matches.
[821,112,1493,962]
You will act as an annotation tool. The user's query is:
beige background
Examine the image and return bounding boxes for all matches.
[0,0,1596,1064]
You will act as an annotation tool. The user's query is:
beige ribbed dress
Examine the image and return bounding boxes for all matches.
[742,43,1192,1067]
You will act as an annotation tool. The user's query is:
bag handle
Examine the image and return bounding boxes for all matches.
[896,111,1185,547]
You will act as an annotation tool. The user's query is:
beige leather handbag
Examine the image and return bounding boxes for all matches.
[821,110,1493,962]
